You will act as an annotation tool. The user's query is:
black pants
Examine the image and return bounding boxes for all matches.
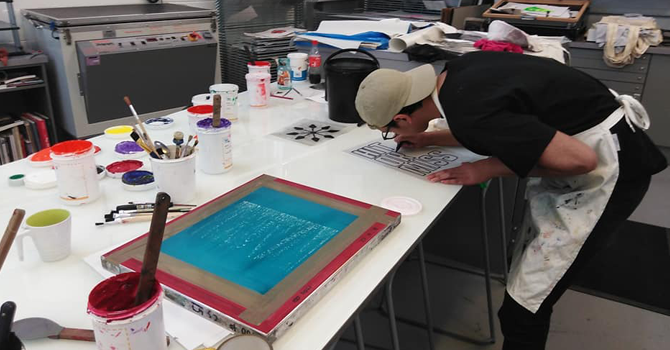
[498,174,652,350]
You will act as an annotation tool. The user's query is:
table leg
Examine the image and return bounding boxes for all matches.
[498,177,509,282]
[385,271,401,350]
[481,182,496,343]
[354,315,365,350]
[417,242,435,350]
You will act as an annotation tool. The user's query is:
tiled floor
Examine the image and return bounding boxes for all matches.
[333,260,670,350]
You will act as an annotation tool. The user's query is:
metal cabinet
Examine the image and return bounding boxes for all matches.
[569,43,670,147]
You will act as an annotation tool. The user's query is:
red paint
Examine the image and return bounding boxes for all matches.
[94,145,101,154]
[30,147,52,162]
[249,61,270,66]
[106,160,143,174]
[51,140,93,156]
[88,272,161,321]
[187,105,213,115]
[122,259,247,317]
[257,221,387,332]
[273,178,372,209]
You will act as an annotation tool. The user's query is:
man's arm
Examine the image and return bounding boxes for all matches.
[427,131,598,185]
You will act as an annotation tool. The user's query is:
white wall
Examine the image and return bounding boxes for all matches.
[0,0,215,45]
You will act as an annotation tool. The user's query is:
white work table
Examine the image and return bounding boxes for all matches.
[0,87,464,350]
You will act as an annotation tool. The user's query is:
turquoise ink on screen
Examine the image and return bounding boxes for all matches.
[161,187,358,294]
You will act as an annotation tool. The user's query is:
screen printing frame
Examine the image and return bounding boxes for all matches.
[102,174,401,342]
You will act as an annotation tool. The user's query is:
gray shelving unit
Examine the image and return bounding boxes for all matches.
[0,54,58,144]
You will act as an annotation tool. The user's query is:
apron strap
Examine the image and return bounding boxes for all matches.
[609,89,651,132]
[431,88,450,129]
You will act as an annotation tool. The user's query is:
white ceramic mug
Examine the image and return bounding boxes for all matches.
[17,209,72,262]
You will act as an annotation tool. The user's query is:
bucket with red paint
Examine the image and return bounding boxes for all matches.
[187,104,213,133]
[87,272,167,350]
[50,140,100,205]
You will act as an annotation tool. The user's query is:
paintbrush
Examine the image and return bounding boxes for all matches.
[212,94,222,127]
[173,132,184,159]
[187,139,199,156]
[97,212,183,226]
[124,96,156,153]
[134,192,171,305]
[180,135,193,158]
[130,131,160,159]
[0,209,25,271]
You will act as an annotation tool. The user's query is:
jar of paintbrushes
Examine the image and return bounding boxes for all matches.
[149,132,197,203]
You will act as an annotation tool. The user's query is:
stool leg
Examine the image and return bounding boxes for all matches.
[386,271,401,350]
[354,315,365,350]
[498,177,509,282]
[481,183,496,342]
[417,242,435,350]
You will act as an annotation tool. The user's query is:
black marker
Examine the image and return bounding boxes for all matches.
[395,141,407,153]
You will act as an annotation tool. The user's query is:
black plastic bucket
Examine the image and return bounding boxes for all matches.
[324,49,380,124]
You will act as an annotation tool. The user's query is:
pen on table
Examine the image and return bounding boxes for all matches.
[116,202,195,211]
[114,208,192,215]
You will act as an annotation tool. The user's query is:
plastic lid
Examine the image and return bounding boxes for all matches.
[197,117,231,130]
[30,147,52,162]
[380,196,422,216]
[51,140,93,156]
[312,40,318,45]
[187,104,214,115]
[248,61,270,66]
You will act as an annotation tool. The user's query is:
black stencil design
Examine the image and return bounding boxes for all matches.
[350,142,462,177]
[286,124,340,142]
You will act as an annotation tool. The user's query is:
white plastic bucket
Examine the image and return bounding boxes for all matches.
[196,118,233,174]
[210,83,239,121]
[247,61,271,75]
[149,148,196,203]
[187,105,213,134]
[50,140,100,205]
[191,93,213,106]
[245,72,271,107]
[288,52,308,81]
[88,273,167,350]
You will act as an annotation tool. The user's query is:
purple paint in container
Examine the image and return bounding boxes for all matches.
[114,141,145,159]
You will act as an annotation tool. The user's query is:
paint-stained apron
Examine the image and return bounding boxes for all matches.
[506,92,650,313]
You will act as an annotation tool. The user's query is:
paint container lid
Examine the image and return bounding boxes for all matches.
[24,170,57,190]
[8,174,25,186]
[218,334,272,350]
[28,147,53,167]
[114,141,146,159]
[380,196,422,216]
[196,117,232,132]
[51,140,94,157]
[122,170,155,191]
[106,160,144,179]
[187,104,214,116]
[104,125,134,139]
[96,165,106,180]
[144,117,174,130]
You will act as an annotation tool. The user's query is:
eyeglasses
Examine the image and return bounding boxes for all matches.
[381,124,396,140]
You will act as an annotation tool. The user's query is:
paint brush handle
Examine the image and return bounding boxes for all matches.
[213,94,222,127]
[134,192,171,306]
[0,209,25,272]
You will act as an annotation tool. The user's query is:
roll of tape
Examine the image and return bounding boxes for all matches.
[8,174,25,186]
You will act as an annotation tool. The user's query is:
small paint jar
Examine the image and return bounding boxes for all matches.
[187,105,213,134]
[196,117,233,174]
[245,71,271,107]
[287,52,308,82]
[149,146,197,203]
[50,140,100,205]
[88,272,168,350]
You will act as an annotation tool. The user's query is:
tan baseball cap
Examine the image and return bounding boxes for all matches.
[355,64,438,128]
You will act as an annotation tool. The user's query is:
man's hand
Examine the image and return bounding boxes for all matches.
[394,133,430,149]
[427,162,491,185]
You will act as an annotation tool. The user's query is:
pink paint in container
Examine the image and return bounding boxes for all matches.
[88,272,168,350]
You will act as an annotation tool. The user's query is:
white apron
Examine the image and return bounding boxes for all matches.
[506,92,650,313]
[432,89,650,313]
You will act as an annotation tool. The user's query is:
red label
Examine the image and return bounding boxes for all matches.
[309,56,321,68]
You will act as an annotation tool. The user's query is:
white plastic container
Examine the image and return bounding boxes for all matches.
[287,52,308,81]
[149,147,196,203]
[245,72,271,107]
[191,93,213,106]
[50,140,100,205]
[196,117,233,174]
[88,273,168,350]
[210,83,239,121]
[247,61,271,75]
[186,105,213,134]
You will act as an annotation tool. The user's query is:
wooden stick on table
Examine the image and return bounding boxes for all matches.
[134,192,171,306]
[0,209,25,272]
